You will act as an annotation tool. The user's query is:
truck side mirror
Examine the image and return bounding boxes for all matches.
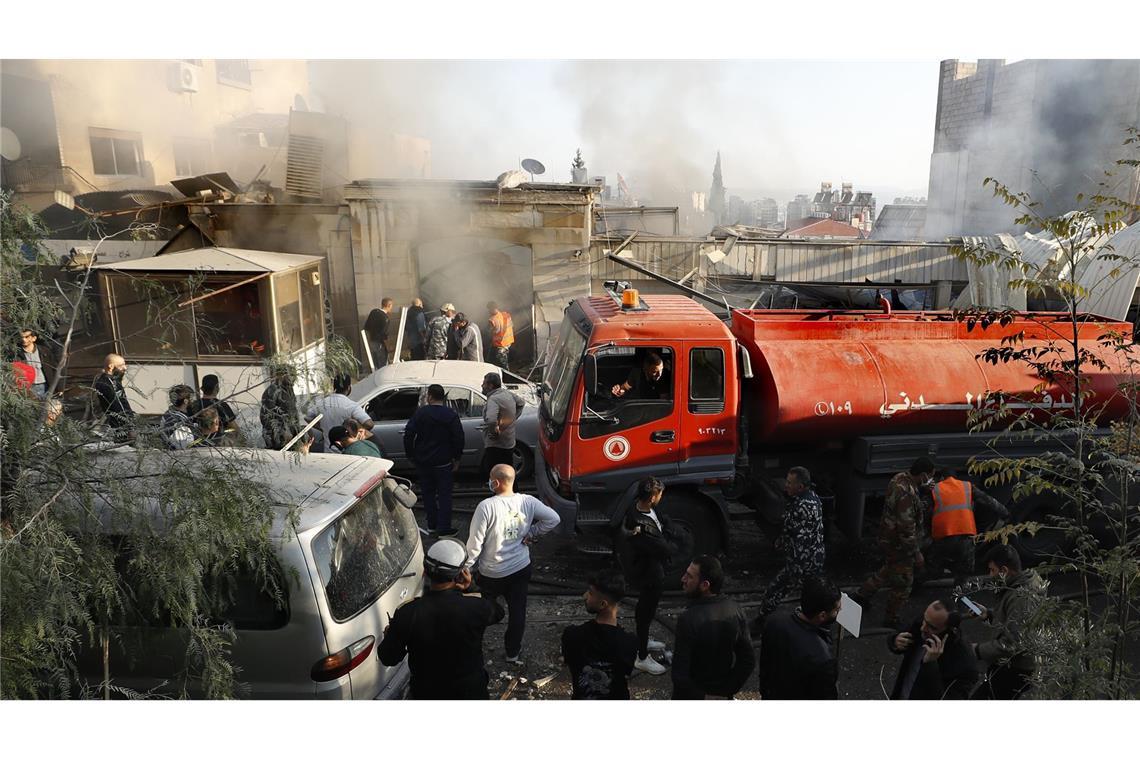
[583,353,598,397]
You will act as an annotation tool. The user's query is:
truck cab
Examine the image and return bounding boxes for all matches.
[536,285,738,556]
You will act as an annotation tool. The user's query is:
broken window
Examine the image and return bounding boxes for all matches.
[173,137,212,177]
[215,60,251,87]
[89,129,142,176]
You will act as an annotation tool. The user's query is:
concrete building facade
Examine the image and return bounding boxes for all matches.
[926,59,1140,239]
[1,59,311,210]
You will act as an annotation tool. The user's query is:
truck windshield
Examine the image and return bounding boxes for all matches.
[542,318,587,427]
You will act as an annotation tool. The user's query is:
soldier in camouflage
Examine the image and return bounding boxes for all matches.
[426,303,456,360]
[752,467,825,630]
[852,457,936,628]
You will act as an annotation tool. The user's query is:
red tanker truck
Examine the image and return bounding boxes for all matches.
[534,285,1134,560]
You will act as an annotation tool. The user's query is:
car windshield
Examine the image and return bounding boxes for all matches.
[542,318,587,426]
[311,484,418,622]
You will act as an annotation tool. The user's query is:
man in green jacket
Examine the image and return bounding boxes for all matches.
[330,419,384,457]
[969,543,1046,699]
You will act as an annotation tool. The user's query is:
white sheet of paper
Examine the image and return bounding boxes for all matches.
[838,592,862,638]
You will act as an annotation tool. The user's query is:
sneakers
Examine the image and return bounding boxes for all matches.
[505,653,525,666]
[634,655,666,675]
[646,638,667,653]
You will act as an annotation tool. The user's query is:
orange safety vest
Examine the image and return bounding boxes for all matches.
[490,311,514,348]
[931,477,977,539]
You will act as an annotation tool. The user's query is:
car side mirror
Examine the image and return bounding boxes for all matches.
[583,353,598,397]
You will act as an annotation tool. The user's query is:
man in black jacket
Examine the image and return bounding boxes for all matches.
[92,353,135,435]
[672,555,755,699]
[377,538,504,699]
[404,383,464,536]
[363,298,393,369]
[887,599,979,699]
[619,477,679,676]
[758,575,841,699]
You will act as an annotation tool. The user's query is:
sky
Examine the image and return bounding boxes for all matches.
[310,60,940,206]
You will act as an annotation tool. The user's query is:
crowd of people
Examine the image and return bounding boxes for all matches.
[383,459,1044,702]
[363,298,515,370]
[19,315,1044,702]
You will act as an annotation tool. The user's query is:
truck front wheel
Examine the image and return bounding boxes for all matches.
[659,491,725,562]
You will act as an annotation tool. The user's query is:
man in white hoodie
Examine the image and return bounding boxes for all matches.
[466,463,561,665]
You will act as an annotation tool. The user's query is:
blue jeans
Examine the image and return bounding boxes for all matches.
[416,461,454,532]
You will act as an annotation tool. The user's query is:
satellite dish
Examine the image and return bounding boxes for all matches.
[521,158,546,180]
[0,127,21,161]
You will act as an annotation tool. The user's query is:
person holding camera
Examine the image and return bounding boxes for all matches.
[377,537,505,700]
[887,599,979,700]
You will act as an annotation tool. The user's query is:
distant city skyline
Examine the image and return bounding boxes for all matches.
[309,60,940,205]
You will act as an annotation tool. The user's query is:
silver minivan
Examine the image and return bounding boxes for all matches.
[75,449,424,699]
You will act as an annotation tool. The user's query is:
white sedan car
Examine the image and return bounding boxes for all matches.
[349,360,539,478]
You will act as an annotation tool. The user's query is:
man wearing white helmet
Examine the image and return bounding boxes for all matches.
[378,538,504,699]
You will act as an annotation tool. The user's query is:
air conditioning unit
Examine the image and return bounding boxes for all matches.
[169,62,200,93]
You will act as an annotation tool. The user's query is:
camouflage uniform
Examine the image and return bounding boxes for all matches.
[757,489,825,617]
[425,314,450,360]
[857,471,923,624]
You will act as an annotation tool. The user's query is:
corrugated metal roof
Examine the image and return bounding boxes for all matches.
[953,235,1027,310]
[870,205,927,241]
[1079,222,1140,320]
[952,216,1137,317]
[93,247,322,274]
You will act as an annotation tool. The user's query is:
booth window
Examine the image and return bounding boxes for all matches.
[194,279,269,356]
[273,272,302,354]
[298,266,324,347]
[111,276,195,358]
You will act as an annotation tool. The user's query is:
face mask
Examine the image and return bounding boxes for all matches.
[487,480,496,493]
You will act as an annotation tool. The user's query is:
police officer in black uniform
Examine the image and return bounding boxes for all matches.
[378,538,505,699]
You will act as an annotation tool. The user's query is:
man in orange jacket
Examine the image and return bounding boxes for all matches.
[924,470,1009,588]
[487,302,514,370]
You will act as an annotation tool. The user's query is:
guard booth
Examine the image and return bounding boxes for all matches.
[88,247,327,429]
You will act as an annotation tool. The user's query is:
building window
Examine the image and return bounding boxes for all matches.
[89,129,143,176]
[215,59,251,88]
[173,138,212,177]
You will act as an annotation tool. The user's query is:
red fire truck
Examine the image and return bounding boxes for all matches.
[534,285,1133,560]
